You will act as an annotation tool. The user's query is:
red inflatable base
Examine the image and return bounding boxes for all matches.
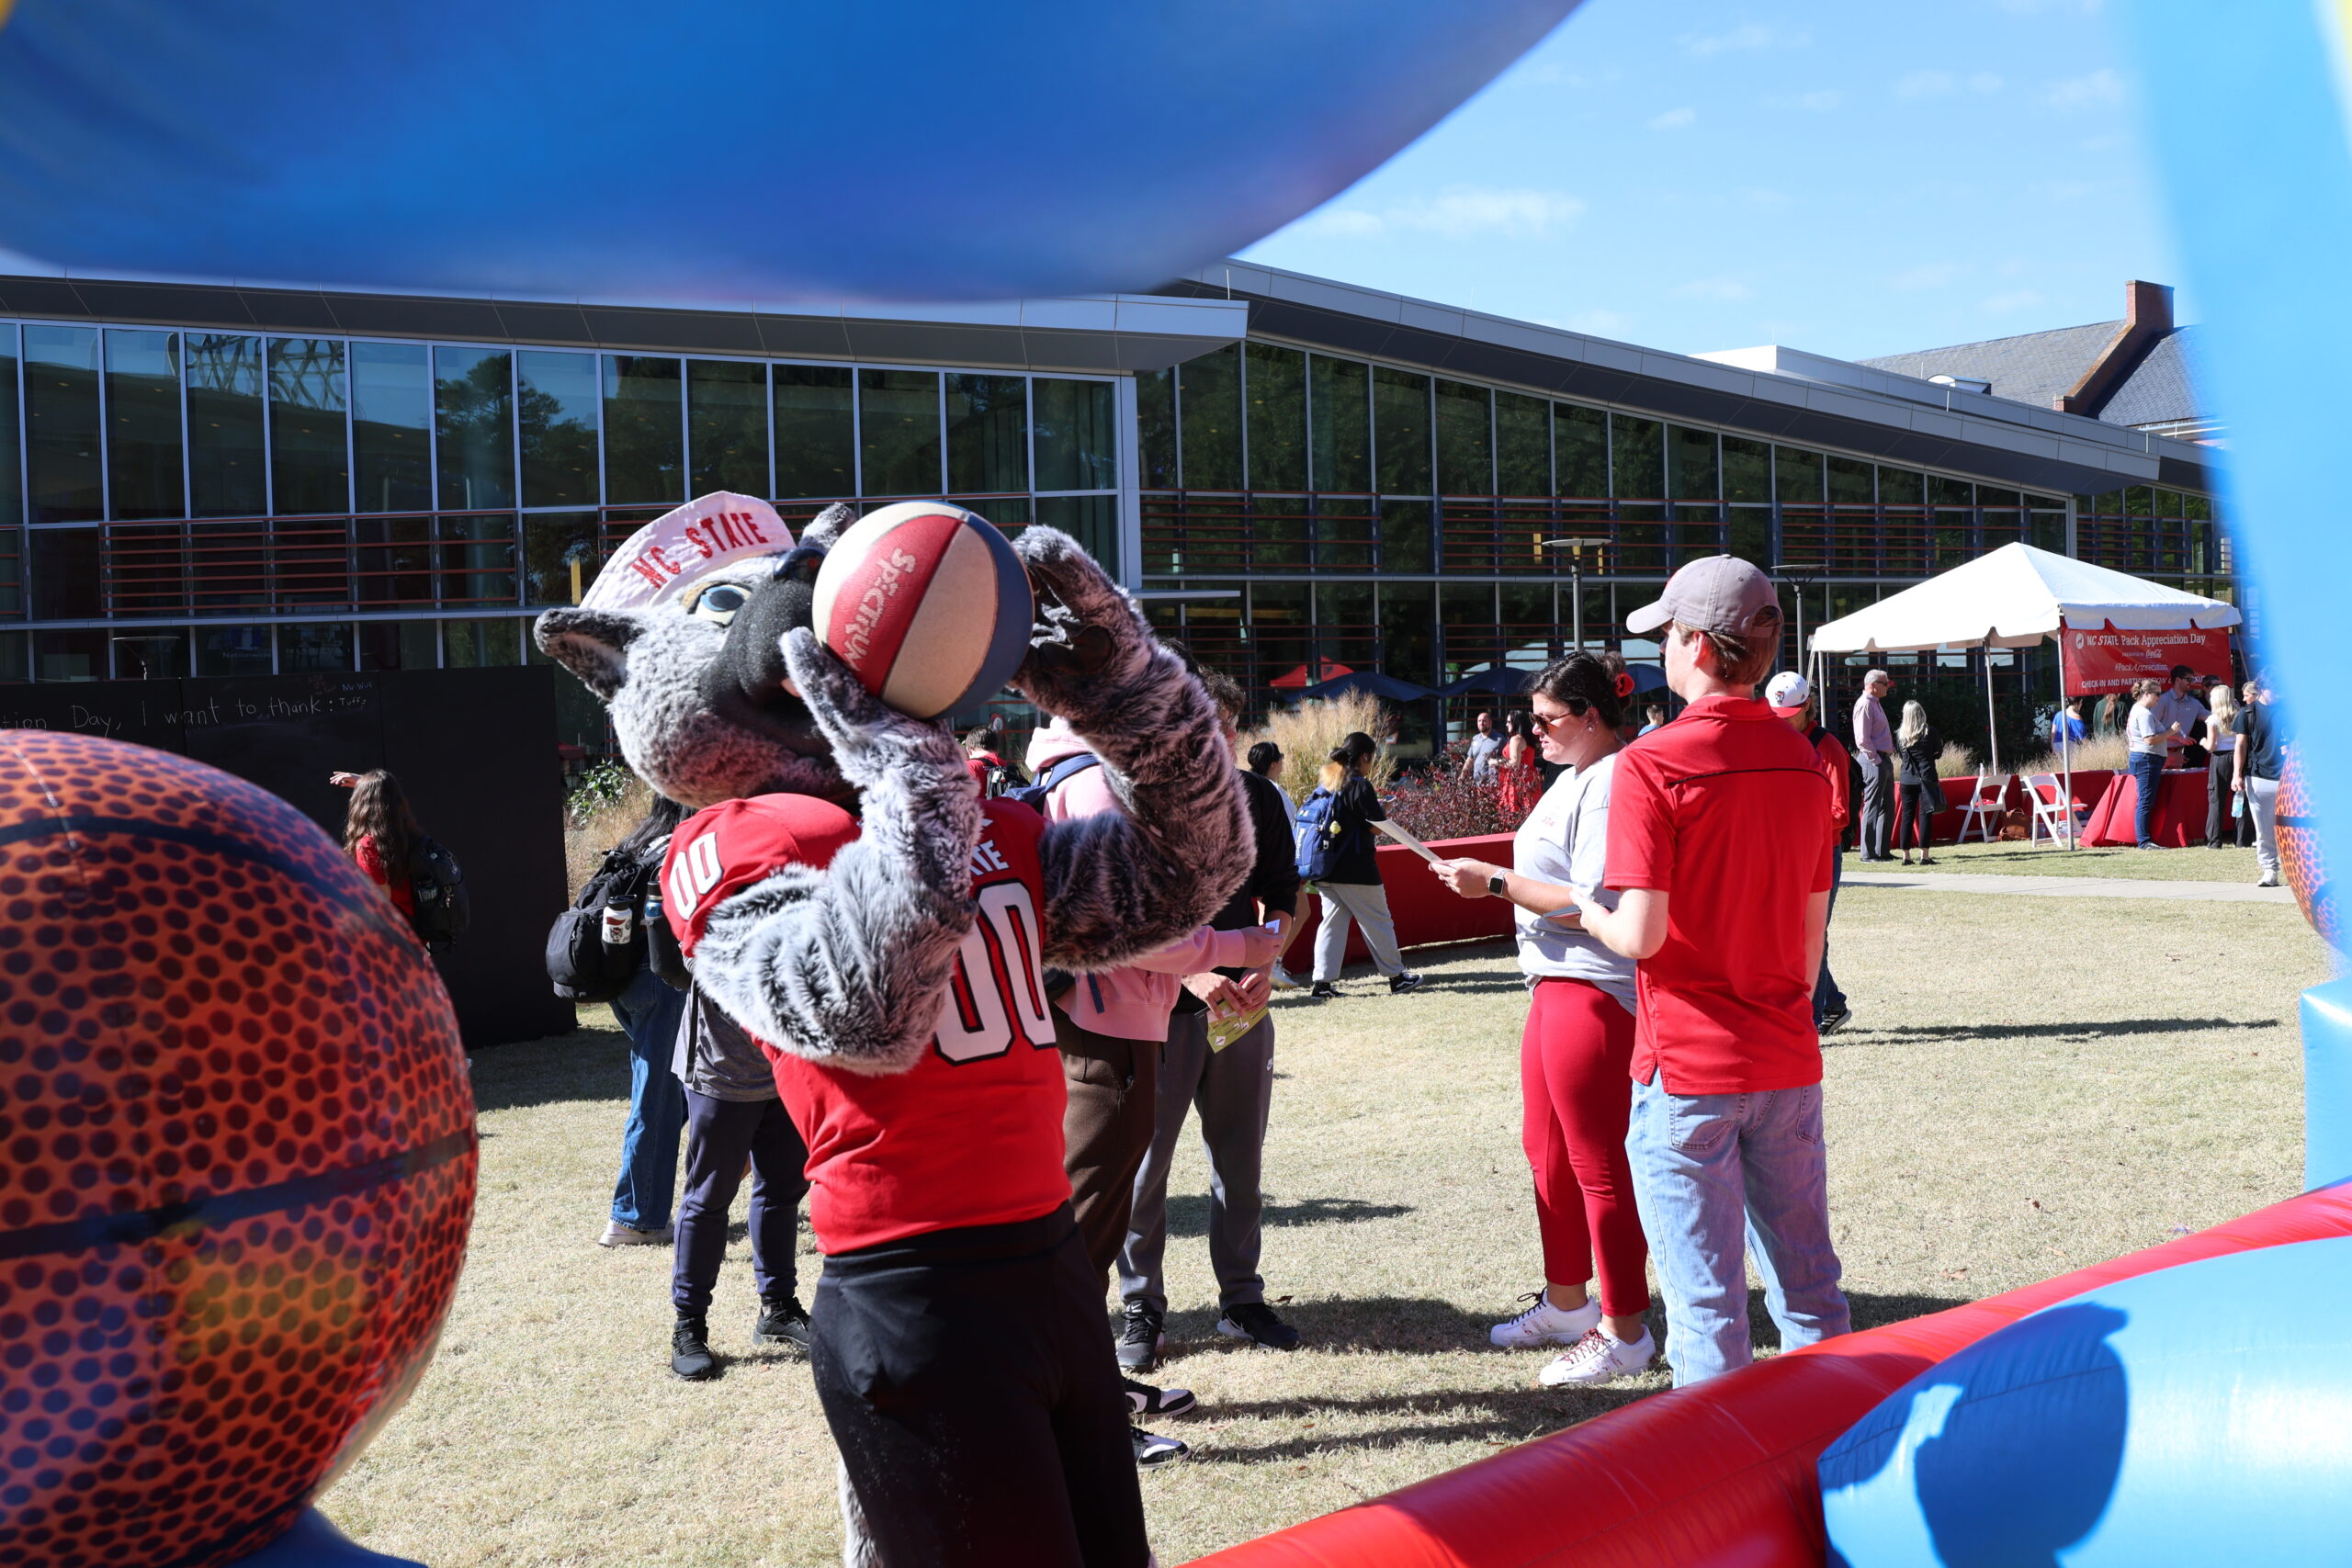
[1191,1180,2352,1568]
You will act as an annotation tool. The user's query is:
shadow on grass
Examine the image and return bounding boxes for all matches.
[1163,1193,1413,1238]
[1164,1288,1971,1461]
[470,1023,632,1114]
[1840,1016,2280,1044]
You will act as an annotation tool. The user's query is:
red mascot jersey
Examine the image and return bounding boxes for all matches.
[663,795,1070,1254]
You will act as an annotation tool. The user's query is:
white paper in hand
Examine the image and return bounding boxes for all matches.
[1374,818,1445,864]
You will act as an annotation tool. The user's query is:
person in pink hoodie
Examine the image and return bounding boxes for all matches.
[1023,716,1282,1465]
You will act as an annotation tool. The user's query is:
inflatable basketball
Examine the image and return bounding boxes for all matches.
[811,502,1034,719]
[2277,750,2337,950]
[0,732,475,1568]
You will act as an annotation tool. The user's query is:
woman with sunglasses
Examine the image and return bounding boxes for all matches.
[1429,650,1653,1387]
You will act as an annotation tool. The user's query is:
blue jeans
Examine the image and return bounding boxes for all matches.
[610,970,689,1231]
[2130,750,2166,846]
[1814,848,1847,1022]
[1626,1076,1850,1386]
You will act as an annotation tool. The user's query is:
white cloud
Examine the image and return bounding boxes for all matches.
[1679,22,1809,56]
[1673,276,1755,302]
[1567,309,1633,337]
[2079,132,2128,152]
[1893,262,1967,291]
[1649,106,1698,130]
[1293,186,1587,240]
[1766,89,1842,112]
[1983,289,2046,313]
[1895,70,1959,100]
[2030,178,2101,206]
[1969,73,2006,94]
[2047,68,2125,110]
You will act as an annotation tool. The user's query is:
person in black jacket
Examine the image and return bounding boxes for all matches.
[1305,732,1422,998]
[597,795,692,1247]
[1894,702,1943,866]
[1119,669,1306,1370]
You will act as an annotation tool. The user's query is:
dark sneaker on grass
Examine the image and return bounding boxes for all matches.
[753,1295,813,1354]
[1123,1375,1196,1418]
[1308,981,1340,998]
[1118,1300,1165,1374]
[1132,1427,1189,1467]
[1817,1006,1853,1037]
[1217,1301,1302,1351]
[671,1315,718,1382]
[1388,972,1425,996]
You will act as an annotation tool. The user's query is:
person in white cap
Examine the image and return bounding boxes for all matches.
[1767,671,1854,1035]
[1573,556,1850,1386]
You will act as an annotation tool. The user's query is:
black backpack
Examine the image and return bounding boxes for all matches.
[1003,753,1100,811]
[546,843,657,1002]
[405,836,470,952]
[981,758,1030,799]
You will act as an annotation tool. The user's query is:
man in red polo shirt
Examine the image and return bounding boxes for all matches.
[1577,557,1850,1386]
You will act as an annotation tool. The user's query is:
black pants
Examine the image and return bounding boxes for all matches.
[812,1205,1148,1568]
[1895,780,1938,854]
[2209,750,2254,847]
[671,1089,809,1315]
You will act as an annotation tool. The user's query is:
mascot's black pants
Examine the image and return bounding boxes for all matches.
[812,1204,1148,1568]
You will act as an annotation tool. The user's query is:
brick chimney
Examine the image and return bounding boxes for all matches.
[2054,280,2174,415]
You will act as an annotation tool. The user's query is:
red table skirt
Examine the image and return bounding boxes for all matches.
[2083,767,2208,847]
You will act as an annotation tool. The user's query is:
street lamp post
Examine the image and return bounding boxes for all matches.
[1542,537,1607,654]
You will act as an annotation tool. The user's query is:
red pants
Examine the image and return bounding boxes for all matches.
[1521,977,1650,1316]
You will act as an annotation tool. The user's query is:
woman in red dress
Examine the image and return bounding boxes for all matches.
[1498,708,1544,821]
[333,768,423,921]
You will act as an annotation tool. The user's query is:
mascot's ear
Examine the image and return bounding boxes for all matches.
[533,607,647,700]
[799,502,856,552]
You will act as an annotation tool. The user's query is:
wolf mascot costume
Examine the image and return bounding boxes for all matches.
[535,497,1249,1568]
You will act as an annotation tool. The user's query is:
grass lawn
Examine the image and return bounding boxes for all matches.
[324,888,2330,1566]
[1887,839,2263,882]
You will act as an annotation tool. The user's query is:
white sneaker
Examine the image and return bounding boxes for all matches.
[1538,1325,1656,1386]
[1271,964,1301,990]
[2257,874,2281,888]
[1488,1291,1600,1349]
[599,1221,673,1247]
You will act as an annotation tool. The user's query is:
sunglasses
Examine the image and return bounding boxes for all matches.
[1530,703,1591,731]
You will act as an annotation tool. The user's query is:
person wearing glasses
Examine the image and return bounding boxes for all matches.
[1430,651,1655,1386]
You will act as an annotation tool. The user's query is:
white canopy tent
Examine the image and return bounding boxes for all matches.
[1807,543,2243,846]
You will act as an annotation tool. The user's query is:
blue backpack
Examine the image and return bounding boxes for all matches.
[1004,752,1101,812]
[1294,785,1351,881]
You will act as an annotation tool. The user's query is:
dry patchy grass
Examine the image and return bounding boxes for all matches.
[324,888,2330,1565]
[1906,839,2262,882]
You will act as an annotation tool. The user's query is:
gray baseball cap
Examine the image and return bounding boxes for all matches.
[1625,554,1777,637]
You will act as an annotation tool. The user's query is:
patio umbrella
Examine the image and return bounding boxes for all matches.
[1288,671,1438,703]
[1438,664,1534,697]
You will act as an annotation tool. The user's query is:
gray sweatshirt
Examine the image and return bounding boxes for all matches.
[671,985,780,1102]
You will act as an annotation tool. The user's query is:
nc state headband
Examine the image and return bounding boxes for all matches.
[579,492,796,613]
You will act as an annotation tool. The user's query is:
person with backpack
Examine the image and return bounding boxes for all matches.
[333,768,469,951]
[1766,673,1854,1035]
[568,797,694,1248]
[1298,732,1422,998]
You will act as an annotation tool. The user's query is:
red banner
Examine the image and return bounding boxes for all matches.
[2058,623,2232,694]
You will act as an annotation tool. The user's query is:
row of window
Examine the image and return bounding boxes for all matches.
[0,495,1121,623]
[0,617,532,683]
[0,321,1120,525]
[1136,340,2178,514]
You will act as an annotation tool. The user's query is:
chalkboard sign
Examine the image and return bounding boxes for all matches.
[0,667,574,1047]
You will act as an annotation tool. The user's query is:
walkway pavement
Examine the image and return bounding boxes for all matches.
[1842,868,2294,904]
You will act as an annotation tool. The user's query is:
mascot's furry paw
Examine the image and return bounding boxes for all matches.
[783,627,965,794]
[1011,526,1152,724]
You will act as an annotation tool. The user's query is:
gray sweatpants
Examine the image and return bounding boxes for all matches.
[2248,773,2281,879]
[1119,1008,1275,1314]
[1309,880,1406,980]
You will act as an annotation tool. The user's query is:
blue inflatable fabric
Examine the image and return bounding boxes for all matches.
[2305,979,2352,1192]
[0,0,1577,302]
[233,1510,422,1568]
[1820,1235,2352,1568]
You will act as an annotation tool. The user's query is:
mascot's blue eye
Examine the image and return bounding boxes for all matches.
[690,582,750,626]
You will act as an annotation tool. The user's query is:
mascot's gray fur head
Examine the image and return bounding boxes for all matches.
[533,503,857,809]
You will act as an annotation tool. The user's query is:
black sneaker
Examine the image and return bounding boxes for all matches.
[1132,1427,1189,1466]
[1307,982,1340,998]
[1817,1006,1853,1037]
[1123,1375,1196,1418]
[671,1314,718,1382]
[753,1295,813,1354]
[1216,1301,1302,1351]
[1388,972,1424,996]
[1118,1300,1164,1374]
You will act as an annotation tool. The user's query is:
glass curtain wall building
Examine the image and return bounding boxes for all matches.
[0,261,2225,759]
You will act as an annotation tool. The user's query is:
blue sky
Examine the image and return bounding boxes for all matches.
[1240,0,2177,364]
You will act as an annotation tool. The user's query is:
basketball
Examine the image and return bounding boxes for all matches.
[2277,750,2338,950]
[0,732,475,1568]
[811,502,1035,720]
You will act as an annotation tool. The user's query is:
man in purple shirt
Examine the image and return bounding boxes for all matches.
[1852,669,1895,863]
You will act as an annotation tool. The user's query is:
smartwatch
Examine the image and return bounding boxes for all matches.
[1487,873,1509,897]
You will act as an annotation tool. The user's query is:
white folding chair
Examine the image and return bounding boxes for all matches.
[1954,773,2008,845]
[2026,772,2092,847]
